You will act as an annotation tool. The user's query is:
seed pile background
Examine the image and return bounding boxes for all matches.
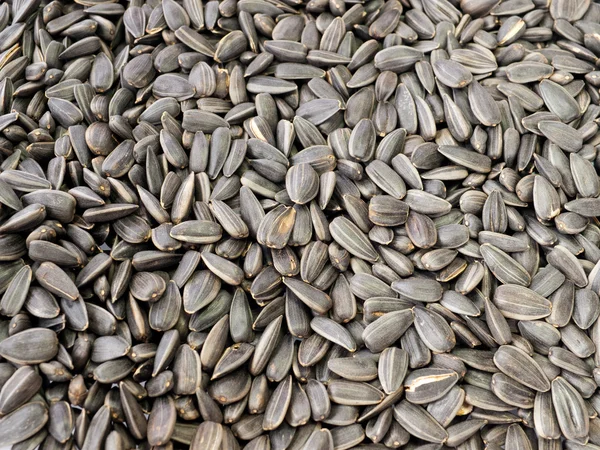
[4,0,600,447]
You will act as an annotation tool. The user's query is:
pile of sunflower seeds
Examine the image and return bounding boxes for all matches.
[5,0,600,447]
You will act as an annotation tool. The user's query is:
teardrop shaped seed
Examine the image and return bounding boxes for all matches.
[493,345,551,392]
[0,328,59,364]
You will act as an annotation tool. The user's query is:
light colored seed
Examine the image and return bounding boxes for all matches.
[405,367,459,404]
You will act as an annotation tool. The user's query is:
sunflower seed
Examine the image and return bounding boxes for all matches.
[393,400,447,443]
[494,345,551,392]
[3,0,600,446]
[551,377,589,441]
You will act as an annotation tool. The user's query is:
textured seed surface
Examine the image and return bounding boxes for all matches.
[3,0,600,448]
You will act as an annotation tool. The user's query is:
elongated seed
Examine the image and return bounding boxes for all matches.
[1,0,600,448]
